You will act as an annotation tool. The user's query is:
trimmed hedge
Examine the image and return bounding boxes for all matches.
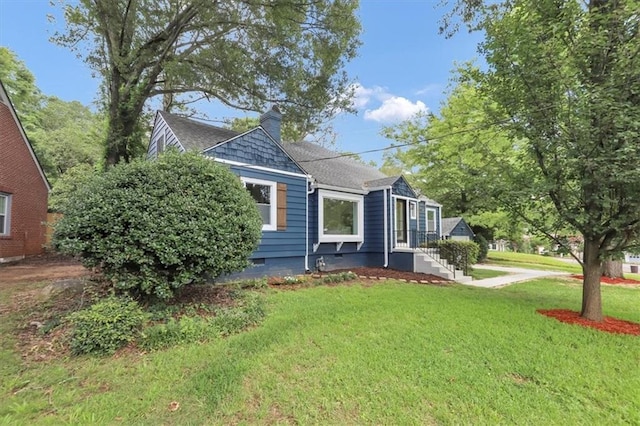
[437,240,480,273]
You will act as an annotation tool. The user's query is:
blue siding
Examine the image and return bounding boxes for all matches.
[391,176,417,198]
[219,256,306,281]
[205,128,303,174]
[229,166,307,260]
[363,190,384,252]
[310,252,383,272]
[307,188,388,270]
[388,252,414,271]
[449,219,475,238]
[418,202,426,232]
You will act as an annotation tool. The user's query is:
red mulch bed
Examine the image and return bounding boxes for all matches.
[537,309,640,336]
[570,274,640,285]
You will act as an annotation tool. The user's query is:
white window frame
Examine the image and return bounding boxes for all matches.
[318,190,364,243]
[241,177,277,231]
[409,201,417,219]
[426,208,437,233]
[0,193,11,236]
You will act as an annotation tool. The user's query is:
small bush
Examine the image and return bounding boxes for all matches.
[141,316,210,350]
[68,296,147,356]
[475,234,489,262]
[52,152,263,300]
[139,291,266,350]
[211,292,266,336]
[437,240,480,273]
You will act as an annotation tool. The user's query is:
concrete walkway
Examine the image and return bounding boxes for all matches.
[463,264,571,288]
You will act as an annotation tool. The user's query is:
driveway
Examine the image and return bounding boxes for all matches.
[465,264,571,288]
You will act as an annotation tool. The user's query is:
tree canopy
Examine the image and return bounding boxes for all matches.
[53,0,362,165]
[0,47,104,184]
[454,0,640,321]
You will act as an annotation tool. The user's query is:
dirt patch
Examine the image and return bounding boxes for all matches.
[570,274,640,286]
[0,253,89,286]
[537,309,640,336]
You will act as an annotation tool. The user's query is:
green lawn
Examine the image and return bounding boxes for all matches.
[469,267,510,280]
[1,279,639,424]
[485,251,583,273]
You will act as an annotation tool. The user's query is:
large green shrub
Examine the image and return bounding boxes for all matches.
[68,295,147,355]
[52,151,263,299]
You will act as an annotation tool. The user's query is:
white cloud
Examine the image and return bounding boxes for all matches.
[364,97,428,123]
[415,83,442,96]
[350,83,388,109]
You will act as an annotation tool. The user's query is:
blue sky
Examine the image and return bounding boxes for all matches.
[0,1,483,164]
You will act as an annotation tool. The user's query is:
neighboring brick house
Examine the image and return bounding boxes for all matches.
[0,79,50,262]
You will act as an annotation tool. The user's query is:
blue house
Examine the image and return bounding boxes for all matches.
[148,108,468,281]
[441,217,475,241]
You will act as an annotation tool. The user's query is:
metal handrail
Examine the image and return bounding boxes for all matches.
[409,231,457,278]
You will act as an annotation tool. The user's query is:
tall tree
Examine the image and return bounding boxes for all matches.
[0,47,42,133]
[0,47,104,183]
[53,0,361,165]
[455,0,640,321]
[29,97,105,182]
[382,82,523,242]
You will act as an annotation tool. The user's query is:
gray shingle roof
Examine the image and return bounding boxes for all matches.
[280,141,389,190]
[157,111,418,193]
[441,217,462,236]
[364,176,401,188]
[159,111,239,151]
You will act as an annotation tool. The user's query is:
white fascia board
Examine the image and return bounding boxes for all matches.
[212,158,311,179]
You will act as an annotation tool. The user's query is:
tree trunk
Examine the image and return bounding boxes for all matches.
[581,238,603,321]
[602,259,624,278]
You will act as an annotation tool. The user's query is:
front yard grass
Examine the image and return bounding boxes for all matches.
[1,278,639,424]
[469,267,510,280]
[486,251,583,273]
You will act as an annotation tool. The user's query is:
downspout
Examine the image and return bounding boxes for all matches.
[438,207,443,240]
[383,187,388,268]
[305,178,316,271]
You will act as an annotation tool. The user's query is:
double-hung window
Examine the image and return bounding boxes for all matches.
[0,193,10,236]
[426,208,437,233]
[242,178,277,231]
[318,190,364,243]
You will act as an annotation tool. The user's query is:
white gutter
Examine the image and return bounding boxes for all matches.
[389,188,394,255]
[305,179,317,271]
[314,183,368,195]
[383,187,389,268]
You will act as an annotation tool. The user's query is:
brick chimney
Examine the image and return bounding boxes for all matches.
[259,105,282,143]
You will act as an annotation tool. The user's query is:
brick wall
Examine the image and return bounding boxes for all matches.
[0,101,49,260]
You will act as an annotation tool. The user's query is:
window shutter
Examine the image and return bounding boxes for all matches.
[277,183,287,231]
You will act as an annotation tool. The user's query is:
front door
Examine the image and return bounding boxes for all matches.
[395,199,408,245]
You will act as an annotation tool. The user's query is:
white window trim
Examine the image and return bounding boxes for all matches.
[318,189,364,243]
[0,193,11,236]
[426,207,437,233]
[409,201,417,219]
[241,177,277,231]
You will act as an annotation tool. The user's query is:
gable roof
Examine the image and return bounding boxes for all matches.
[441,217,474,237]
[156,111,423,194]
[0,79,50,191]
[280,141,389,191]
[158,110,239,151]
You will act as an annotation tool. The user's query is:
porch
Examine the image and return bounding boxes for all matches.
[392,230,472,282]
